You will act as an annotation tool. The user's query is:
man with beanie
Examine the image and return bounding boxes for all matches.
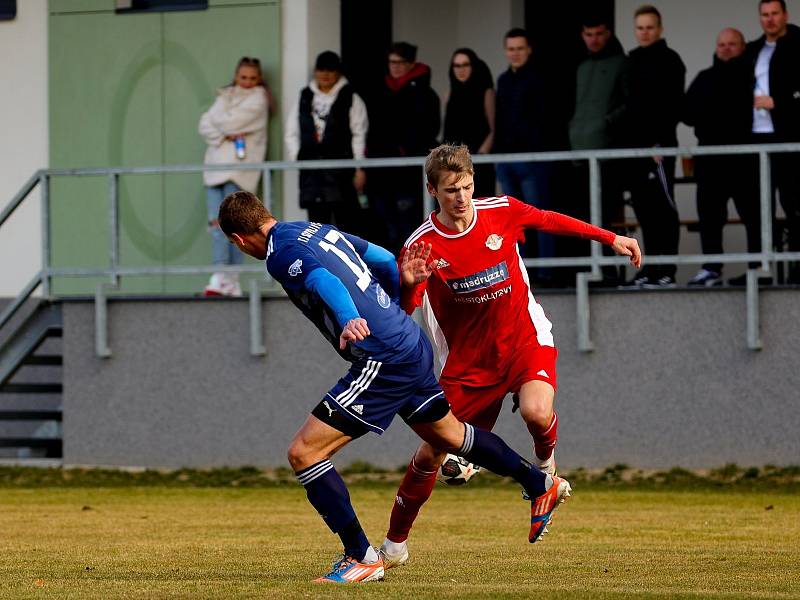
[285,51,368,236]
[365,42,440,253]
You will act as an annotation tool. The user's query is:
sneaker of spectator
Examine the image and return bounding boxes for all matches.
[688,269,722,287]
[642,275,677,289]
[619,272,651,289]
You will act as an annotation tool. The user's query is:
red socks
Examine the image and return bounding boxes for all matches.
[386,458,438,543]
[530,410,559,461]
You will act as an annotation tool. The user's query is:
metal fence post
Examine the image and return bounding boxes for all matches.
[758,151,773,271]
[262,168,272,213]
[40,172,51,298]
[588,157,603,278]
[423,166,434,216]
[95,283,112,358]
[746,269,762,350]
[249,278,266,357]
[108,173,119,286]
[576,272,595,352]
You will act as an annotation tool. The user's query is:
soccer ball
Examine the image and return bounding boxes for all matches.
[437,454,481,485]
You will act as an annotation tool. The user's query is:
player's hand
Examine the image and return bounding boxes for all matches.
[339,317,370,350]
[611,235,642,269]
[401,242,437,286]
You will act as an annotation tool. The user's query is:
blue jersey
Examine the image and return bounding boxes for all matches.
[266,221,421,363]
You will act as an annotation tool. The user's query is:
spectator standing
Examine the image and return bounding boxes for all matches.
[365,42,440,253]
[443,48,496,197]
[568,15,629,285]
[494,28,559,274]
[622,5,685,288]
[745,0,800,284]
[285,51,368,236]
[198,57,270,296]
[684,29,757,287]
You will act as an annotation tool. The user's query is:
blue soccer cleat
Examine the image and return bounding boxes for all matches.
[314,552,385,583]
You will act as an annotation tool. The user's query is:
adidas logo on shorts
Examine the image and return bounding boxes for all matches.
[351,405,364,414]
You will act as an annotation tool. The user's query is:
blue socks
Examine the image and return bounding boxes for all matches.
[296,460,370,561]
[458,423,549,498]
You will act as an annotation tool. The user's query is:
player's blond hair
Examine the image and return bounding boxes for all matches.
[425,143,474,187]
[218,190,274,235]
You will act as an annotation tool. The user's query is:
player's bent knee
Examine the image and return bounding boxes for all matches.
[287,440,311,471]
[414,442,448,470]
[520,403,552,428]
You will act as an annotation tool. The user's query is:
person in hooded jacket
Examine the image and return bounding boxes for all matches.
[365,42,440,253]
[684,29,757,287]
[285,51,368,236]
[568,15,629,285]
[443,48,495,198]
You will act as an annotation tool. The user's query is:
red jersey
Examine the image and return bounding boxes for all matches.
[400,196,616,387]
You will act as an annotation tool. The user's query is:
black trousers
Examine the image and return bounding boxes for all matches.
[695,155,761,273]
[753,134,800,282]
[628,157,680,279]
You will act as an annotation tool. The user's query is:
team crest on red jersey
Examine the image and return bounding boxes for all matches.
[485,234,503,251]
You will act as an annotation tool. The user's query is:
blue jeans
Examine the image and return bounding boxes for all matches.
[206,182,243,266]
[495,161,555,268]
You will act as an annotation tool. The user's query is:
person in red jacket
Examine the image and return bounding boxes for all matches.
[379,144,641,567]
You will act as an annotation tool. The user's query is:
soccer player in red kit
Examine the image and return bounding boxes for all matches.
[380,144,642,566]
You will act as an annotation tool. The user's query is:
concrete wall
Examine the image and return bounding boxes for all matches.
[61,290,800,469]
[0,0,47,297]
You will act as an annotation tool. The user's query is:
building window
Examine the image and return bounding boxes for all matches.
[0,0,16,21]
[115,0,208,14]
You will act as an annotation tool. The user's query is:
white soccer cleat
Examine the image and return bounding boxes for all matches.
[379,538,409,569]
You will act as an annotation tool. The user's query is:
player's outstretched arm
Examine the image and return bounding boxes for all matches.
[339,317,371,350]
[611,235,643,269]
[400,242,436,287]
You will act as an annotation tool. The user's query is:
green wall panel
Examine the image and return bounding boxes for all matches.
[48,3,281,295]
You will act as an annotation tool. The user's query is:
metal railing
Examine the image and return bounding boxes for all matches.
[2,144,799,354]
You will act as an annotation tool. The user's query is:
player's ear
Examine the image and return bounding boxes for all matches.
[231,233,246,247]
[426,181,436,197]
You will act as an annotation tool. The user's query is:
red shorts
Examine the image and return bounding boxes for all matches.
[440,344,558,430]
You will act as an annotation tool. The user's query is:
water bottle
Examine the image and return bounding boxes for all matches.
[234,136,246,160]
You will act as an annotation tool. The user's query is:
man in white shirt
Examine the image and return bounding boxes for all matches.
[745,0,800,284]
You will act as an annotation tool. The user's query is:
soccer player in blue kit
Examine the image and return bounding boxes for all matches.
[218,190,572,584]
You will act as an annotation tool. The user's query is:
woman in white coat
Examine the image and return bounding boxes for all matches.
[198,57,271,296]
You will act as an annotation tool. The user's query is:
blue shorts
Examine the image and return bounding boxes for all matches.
[320,334,448,435]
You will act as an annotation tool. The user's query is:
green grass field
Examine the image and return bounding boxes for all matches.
[1,469,799,599]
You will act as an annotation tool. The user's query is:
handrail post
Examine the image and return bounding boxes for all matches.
[40,172,51,299]
[746,269,763,350]
[576,272,595,352]
[588,157,603,278]
[108,173,119,286]
[95,283,112,358]
[423,166,434,216]
[758,151,773,271]
[249,278,266,357]
[262,168,272,213]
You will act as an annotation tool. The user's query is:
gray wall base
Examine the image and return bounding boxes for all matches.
[61,290,800,469]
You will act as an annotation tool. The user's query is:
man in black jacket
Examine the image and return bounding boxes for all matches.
[494,28,560,274]
[684,29,757,286]
[622,5,685,288]
[365,42,440,253]
[746,0,800,283]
